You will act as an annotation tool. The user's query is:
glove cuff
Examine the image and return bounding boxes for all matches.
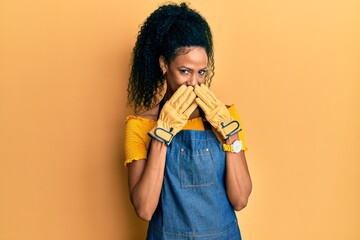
[221,120,242,139]
[148,127,174,145]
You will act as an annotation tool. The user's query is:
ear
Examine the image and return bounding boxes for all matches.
[159,55,168,74]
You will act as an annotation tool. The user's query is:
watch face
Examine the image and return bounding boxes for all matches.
[232,140,242,153]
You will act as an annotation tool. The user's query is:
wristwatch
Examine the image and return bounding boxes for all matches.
[222,140,243,153]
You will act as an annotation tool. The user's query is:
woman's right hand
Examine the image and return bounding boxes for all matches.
[148,85,197,144]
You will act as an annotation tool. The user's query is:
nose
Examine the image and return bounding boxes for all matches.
[186,74,198,87]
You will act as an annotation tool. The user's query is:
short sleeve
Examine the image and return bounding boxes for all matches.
[124,116,156,166]
[227,105,248,151]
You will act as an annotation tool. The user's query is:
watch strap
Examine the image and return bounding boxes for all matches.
[222,140,243,153]
[222,143,233,152]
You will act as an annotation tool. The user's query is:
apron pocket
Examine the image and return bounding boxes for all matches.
[179,147,214,187]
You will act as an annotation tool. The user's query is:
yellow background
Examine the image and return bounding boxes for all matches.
[1,0,359,239]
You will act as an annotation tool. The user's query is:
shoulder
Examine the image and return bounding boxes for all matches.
[124,106,159,166]
[226,104,244,124]
[226,104,240,116]
[126,104,159,123]
[125,104,159,135]
[137,104,160,121]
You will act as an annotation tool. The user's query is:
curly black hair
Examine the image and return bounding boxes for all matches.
[127,2,215,113]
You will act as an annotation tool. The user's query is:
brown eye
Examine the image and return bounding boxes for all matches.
[198,70,206,75]
[180,69,189,74]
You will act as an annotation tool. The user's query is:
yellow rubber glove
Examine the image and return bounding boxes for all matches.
[148,85,197,145]
[194,84,241,139]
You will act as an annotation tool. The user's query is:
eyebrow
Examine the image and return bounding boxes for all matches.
[178,65,208,70]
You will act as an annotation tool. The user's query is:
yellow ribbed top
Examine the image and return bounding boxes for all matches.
[124,105,247,166]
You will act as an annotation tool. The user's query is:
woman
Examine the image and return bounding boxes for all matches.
[125,3,252,239]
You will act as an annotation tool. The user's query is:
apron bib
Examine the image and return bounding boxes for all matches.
[146,128,242,240]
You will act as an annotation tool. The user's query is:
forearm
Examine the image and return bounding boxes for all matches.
[225,134,252,211]
[130,140,167,221]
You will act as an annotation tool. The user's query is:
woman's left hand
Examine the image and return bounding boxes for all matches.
[194,84,241,139]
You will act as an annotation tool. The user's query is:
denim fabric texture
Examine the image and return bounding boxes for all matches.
[146,129,241,240]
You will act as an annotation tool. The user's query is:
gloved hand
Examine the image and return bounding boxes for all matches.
[194,84,241,139]
[148,85,197,145]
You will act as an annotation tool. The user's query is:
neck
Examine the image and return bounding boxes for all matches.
[189,107,201,119]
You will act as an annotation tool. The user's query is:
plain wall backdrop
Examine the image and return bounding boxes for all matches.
[1,0,359,239]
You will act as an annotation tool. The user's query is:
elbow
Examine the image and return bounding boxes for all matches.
[130,189,158,221]
[233,197,249,211]
[233,187,252,211]
[134,207,153,222]
[131,196,154,222]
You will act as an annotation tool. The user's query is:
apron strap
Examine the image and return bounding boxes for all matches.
[200,108,212,130]
[157,97,166,119]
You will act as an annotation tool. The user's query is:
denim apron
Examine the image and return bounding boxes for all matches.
[146,121,242,239]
